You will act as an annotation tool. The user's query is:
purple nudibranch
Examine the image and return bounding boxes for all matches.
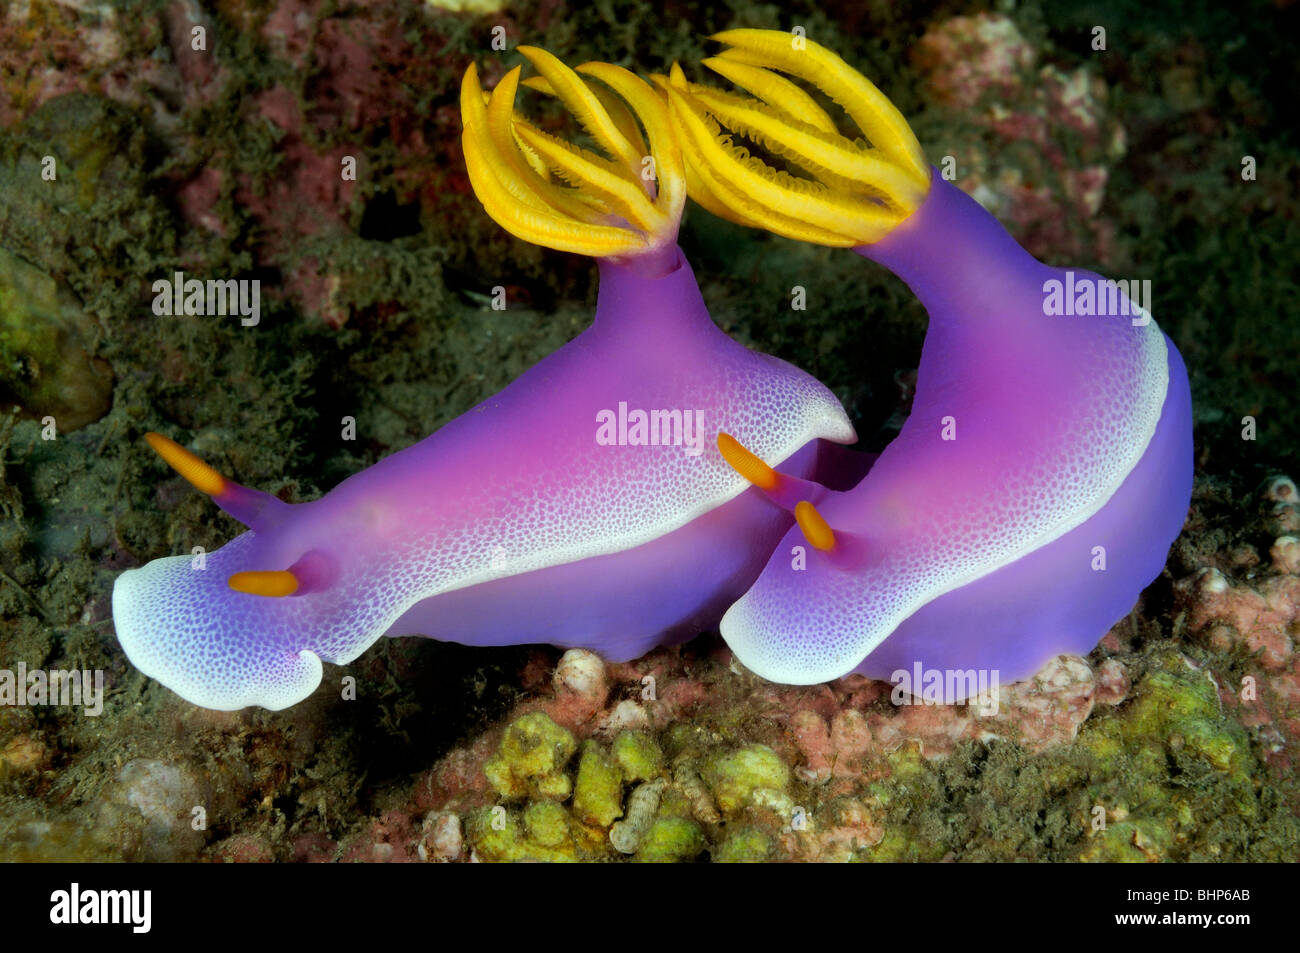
[112,50,855,710]
[725,175,1191,689]
[671,30,1193,693]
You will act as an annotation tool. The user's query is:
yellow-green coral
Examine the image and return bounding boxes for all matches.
[572,740,624,828]
[714,827,773,863]
[464,805,577,863]
[1070,650,1260,860]
[704,744,791,815]
[636,816,704,863]
[612,730,663,783]
[483,712,577,800]
[1084,651,1252,782]
[522,800,573,850]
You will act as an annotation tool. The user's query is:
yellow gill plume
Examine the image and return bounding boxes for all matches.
[662,28,930,246]
[460,47,685,261]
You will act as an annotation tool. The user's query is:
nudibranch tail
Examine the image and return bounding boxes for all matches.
[460,49,685,268]
[145,432,287,532]
[664,29,930,245]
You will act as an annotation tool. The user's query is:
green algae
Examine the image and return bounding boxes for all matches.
[866,826,950,864]
[572,740,623,828]
[0,92,177,320]
[636,816,705,864]
[704,744,792,816]
[464,805,576,863]
[1078,818,1173,864]
[612,730,663,783]
[1083,650,1255,780]
[849,648,1298,863]
[714,827,773,864]
[1069,651,1263,860]
[483,712,577,801]
[0,247,113,430]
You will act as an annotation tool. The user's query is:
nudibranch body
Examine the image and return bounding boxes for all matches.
[113,48,855,711]
[670,31,1193,690]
